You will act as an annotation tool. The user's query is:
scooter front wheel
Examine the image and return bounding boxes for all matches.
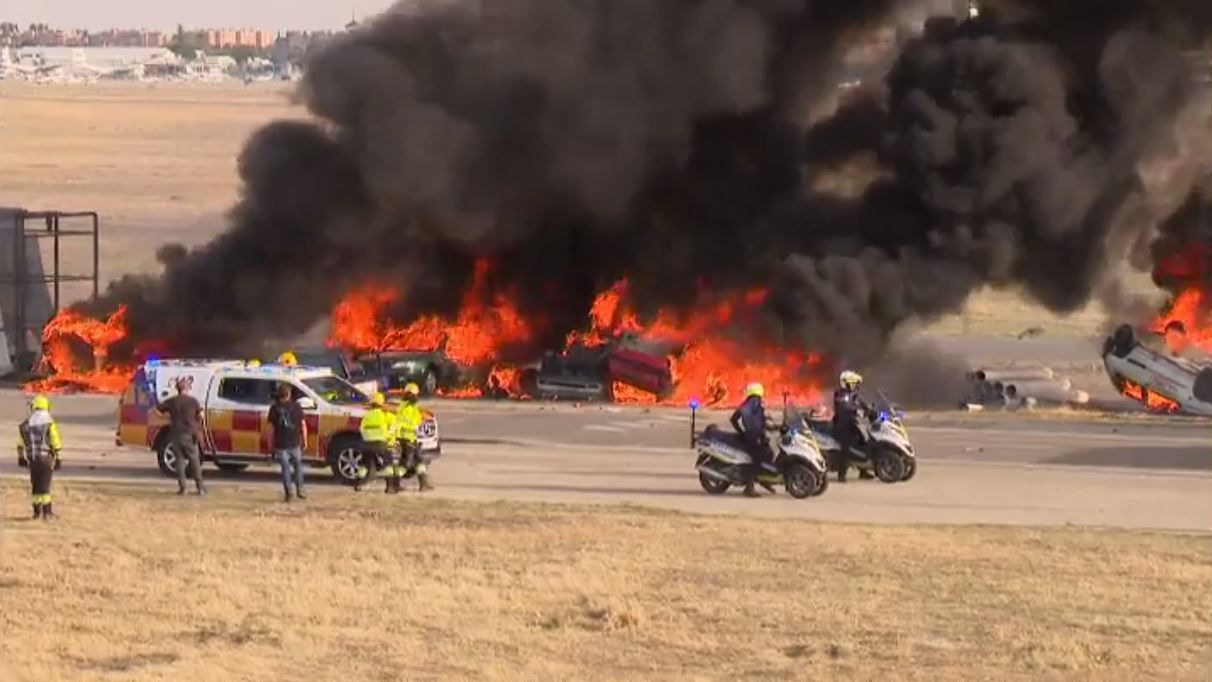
[810,471,829,496]
[874,449,907,483]
[784,463,821,499]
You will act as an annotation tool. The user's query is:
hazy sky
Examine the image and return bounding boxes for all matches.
[0,0,398,31]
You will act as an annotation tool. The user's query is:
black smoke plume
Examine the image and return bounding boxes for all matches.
[89,0,1212,373]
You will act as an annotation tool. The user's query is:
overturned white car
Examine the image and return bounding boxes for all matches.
[1102,324,1212,416]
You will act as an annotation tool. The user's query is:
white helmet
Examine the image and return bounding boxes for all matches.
[839,370,862,389]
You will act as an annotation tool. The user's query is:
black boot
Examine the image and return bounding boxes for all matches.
[418,473,433,492]
[743,482,760,498]
[42,503,56,520]
[284,488,293,502]
[32,504,42,520]
[859,469,875,480]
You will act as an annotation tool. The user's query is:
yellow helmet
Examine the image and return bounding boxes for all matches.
[29,394,50,411]
[839,370,862,388]
[278,351,298,366]
[744,382,764,398]
[403,382,420,397]
[370,391,386,407]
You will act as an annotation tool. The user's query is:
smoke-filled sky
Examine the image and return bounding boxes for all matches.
[93,0,1212,370]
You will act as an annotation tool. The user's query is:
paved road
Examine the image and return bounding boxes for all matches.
[2,392,1209,531]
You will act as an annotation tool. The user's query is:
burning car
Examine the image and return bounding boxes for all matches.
[1102,324,1212,415]
[354,349,466,396]
[518,334,674,401]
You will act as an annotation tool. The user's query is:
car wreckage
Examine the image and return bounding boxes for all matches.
[1102,324,1212,416]
[281,332,676,403]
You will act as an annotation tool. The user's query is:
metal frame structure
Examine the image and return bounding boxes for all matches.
[0,210,99,370]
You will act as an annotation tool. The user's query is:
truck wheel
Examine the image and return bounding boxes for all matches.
[328,434,364,486]
[155,438,177,478]
[155,438,199,479]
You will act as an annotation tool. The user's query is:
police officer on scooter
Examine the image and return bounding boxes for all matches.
[833,370,874,482]
[729,382,775,498]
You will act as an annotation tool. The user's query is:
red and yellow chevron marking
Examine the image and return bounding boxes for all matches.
[116,374,168,448]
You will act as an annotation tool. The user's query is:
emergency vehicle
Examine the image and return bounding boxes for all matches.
[114,359,441,484]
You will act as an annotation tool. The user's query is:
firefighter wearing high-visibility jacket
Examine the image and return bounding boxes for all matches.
[16,394,63,520]
[394,382,432,492]
[355,392,397,492]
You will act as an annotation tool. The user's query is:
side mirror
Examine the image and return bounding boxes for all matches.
[297,397,317,410]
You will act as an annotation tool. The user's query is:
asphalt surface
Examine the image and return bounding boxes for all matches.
[2,390,1209,531]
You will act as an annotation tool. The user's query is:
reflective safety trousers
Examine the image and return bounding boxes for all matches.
[395,403,423,444]
[359,408,396,444]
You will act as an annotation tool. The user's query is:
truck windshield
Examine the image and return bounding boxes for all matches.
[295,353,346,377]
[302,376,368,405]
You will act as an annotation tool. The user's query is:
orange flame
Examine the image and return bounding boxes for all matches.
[31,261,825,406]
[328,260,533,367]
[25,305,136,394]
[1150,288,1212,354]
[1118,376,1181,414]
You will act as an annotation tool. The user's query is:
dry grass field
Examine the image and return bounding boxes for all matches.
[0,81,1161,335]
[1,481,1209,681]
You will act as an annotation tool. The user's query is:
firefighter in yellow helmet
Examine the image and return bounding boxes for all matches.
[277,351,298,367]
[16,394,63,520]
[395,382,432,492]
[355,391,397,492]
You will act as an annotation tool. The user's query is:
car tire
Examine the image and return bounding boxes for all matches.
[1110,324,1136,359]
[328,434,364,486]
[1193,369,1212,404]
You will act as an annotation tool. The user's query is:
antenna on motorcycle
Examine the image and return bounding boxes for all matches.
[782,389,789,425]
[689,398,700,449]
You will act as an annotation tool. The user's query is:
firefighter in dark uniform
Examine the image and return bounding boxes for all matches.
[729,382,774,498]
[16,394,63,520]
[832,370,873,482]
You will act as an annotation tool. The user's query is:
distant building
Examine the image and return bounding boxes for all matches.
[88,29,168,48]
[204,28,274,49]
[14,46,176,71]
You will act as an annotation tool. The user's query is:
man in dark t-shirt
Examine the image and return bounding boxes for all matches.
[155,376,206,496]
[268,382,308,502]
